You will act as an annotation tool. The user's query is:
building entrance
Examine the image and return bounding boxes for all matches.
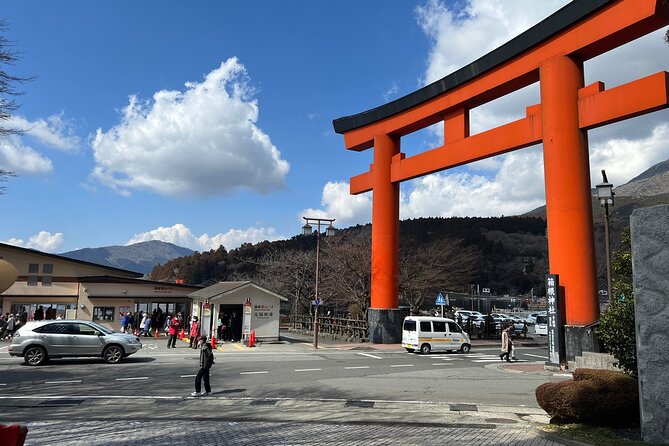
[218,304,242,342]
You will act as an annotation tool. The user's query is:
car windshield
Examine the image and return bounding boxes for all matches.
[536,315,548,324]
[86,321,115,335]
[403,320,416,332]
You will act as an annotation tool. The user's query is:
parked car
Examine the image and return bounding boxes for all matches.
[454,311,485,329]
[525,311,547,326]
[534,315,548,336]
[8,320,142,366]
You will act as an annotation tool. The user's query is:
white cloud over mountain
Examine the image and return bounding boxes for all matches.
[127,223,283,252]
[3,231,64,252]
[91,58,290,198]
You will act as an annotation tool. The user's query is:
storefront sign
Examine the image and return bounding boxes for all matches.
[203,302,211,317]
[243,298,252,336]
[253,304,274,319]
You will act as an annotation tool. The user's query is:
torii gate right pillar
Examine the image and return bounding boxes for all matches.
[541,55,600,356]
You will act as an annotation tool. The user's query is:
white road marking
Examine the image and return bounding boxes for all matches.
[0,383,6,386]
[115,377,149,381]
[390,364,414,368]
[0,346,8,350]
[525,353,547,359]
[473,359,505,363]
[356,352,383,360]
[240,371,268,375]
[344,366,370,370]
[554,373,572,377]
[180,375,197,378]
[44,380,82,384]
[431,363,453,366]
[294,368,322,372]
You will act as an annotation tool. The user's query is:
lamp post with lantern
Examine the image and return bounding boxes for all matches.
[301,216,336,349]
[595,170,615,301]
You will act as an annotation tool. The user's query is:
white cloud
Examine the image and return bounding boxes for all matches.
[91,58,290,198]
[0,136,53,175]
[300,181,372,228]
[3,231,64,253]
[383,82,399,102]
[127,223,283,252]
[8,114,80,152]
[589,124,669,187]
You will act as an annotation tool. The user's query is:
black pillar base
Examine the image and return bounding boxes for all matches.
[564,324,601,361]
[368,308,408,344]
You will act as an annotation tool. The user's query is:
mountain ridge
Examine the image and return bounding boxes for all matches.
[60,240,194,274]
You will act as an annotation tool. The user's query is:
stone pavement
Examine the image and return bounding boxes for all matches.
[21,420,566,446]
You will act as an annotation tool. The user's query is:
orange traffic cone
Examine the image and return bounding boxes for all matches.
[154,328,160,338]
[210,335,216,348]
[179,329,185,340]
[248,330,255,347]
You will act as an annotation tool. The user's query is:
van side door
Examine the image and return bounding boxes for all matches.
[432,320,448,349]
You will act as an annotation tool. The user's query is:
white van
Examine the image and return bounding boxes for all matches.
[535,315,548,336]
[402,316,471,354]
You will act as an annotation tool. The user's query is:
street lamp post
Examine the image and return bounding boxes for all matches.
[302,216,336,349]
[595,170,615,301]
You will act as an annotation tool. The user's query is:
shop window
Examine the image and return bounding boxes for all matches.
[93,307,115,322]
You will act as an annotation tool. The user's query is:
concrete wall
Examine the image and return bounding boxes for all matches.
[631,205,669,444]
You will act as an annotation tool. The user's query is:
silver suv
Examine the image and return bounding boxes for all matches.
[8,320,142,366]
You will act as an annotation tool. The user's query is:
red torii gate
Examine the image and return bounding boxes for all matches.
[333,0,668,348]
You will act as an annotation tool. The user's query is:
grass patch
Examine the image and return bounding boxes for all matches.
[539,424,649,446]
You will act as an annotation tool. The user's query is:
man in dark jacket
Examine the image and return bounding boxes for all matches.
[191,336,214,396]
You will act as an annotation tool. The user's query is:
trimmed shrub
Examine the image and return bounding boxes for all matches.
[536,368,639,426]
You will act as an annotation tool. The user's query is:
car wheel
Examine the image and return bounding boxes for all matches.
[24,346,47,366]
[420,343,431,354]
[460,343,471,353]
[103,345,124,364]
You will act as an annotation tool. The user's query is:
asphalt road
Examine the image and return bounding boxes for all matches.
[0,339,562,406]
[0,335,572,445]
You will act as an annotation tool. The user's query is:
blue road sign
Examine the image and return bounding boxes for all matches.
[435,293,446,305]
[312,299,321,306]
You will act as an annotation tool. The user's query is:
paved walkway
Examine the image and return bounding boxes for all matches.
[21,420,566,445]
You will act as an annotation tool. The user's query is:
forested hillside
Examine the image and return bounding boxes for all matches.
[150,216,549,315]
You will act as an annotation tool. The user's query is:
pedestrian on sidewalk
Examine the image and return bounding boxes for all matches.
[167,314,180,348]
[189,316,201,349]
[191,335,215,396]
[500,324,513,362]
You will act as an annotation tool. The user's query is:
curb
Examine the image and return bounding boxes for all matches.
[535,427,593,446]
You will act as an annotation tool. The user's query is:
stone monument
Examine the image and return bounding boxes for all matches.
[630,205,669,444]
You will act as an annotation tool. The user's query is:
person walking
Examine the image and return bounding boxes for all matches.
[6,314,15,339]
[34,305,44,321]
[191,335,214,396]
[167,314,180,348]
[500,325,513,362]
[189,316,201,349]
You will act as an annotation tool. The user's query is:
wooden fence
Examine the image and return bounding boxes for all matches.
[291,314,368,342]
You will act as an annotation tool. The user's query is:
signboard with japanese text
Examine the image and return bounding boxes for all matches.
[545,274,565,366]
[253,304,274,320]
[243,298,252,336]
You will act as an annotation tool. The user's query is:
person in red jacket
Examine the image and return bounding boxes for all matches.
[189,316,201,349]
[167,315,180,348]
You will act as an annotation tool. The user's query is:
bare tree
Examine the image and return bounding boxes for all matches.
[249,249,316,316]
[1,20,34,194]
[319,228,372,317]
[399,238,478,313]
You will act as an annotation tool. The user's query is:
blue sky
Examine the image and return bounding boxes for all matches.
[1,1,668,253]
